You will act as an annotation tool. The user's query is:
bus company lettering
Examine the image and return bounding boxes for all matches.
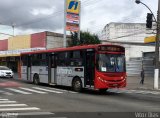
[57,68,73,75]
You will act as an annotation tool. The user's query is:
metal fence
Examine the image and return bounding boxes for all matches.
[126,57,154,77]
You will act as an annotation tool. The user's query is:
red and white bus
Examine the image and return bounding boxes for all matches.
[20,44,126,92]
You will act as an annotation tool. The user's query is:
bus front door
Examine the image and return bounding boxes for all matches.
[86,50,95,86]
[49,54,57,84]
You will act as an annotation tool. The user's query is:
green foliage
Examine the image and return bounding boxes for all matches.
[68,31,101,47]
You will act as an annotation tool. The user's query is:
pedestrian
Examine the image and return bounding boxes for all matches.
[140,69,145,85]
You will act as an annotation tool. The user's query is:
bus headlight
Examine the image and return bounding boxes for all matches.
[98,77,107,83]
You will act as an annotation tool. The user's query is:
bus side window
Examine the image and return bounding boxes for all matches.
[41,54,48,66]
[70,51,83,66]
[57,52,67,66]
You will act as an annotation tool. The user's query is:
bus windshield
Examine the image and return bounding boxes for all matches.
[97,54,125,72]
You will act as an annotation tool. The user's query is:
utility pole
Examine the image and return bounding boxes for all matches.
[12,25,14,36]
[154,0,160,89]
[63,0,67,47]
[136,0,160,89]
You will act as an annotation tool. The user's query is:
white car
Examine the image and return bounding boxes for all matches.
[0,66,14,78]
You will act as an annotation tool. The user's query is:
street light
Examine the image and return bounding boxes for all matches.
[135,0,141,4]
[0,23,15,36]
[135,0,160,89]
[135,0,157,22]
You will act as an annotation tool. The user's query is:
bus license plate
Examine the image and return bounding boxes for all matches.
[113,84,118,86]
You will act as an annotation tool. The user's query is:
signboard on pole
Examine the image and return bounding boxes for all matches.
[66,13,79,24]
[66,0,80,32]
[66,0,80,14]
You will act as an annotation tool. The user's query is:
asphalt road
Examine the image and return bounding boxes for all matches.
[0,77,160,118]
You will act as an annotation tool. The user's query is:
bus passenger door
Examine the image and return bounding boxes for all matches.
[49,54,57,84]
[86,50,95,86]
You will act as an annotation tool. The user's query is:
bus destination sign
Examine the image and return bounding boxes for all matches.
[98,46,124,52]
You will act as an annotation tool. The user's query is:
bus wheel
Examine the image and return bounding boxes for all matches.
[99,89,108,93]
[72,78,82,92]
[33,74,39,85]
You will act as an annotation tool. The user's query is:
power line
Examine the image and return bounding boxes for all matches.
[0,32,13,36]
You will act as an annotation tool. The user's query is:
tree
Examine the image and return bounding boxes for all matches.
[68,31,101,47]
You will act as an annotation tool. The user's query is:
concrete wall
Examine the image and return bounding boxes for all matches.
[101,22,156,61]
[125,45,155,61]
[101,22,152,43]
[8,35,31,50]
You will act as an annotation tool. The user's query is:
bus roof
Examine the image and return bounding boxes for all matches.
[21,44,124,55]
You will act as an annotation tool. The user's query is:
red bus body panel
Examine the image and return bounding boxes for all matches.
[95,71,126,89]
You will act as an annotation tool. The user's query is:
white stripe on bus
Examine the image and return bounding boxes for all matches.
[32,87,63,94]
[19,87,47,94]
[6,88,32,94]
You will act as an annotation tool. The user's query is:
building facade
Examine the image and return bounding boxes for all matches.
[0,31,70,73]
[100,22,158,76]
[101,22,156,61]
[101,22,155,42]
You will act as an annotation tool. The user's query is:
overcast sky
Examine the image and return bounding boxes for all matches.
[0,0,158,39]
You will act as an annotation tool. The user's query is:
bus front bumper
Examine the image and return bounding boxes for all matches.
[95,76,126,89]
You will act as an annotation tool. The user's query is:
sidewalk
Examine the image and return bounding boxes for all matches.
[126,76,160,91]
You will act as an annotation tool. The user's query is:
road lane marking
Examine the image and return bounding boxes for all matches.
[139,90,160,95]
[108,89,123,93]
[32,87,63,94]
[108,89,160,95]
[0,107,40,111]
[151,92,160,95]
[136,91,148,94]
[128,90,160,95]
[46,87,77,94]
[6,88,32,94]
[0,104,27,107]
[19,87,47,94]
[18,112,54,116]
[0,101,16,104]
[122,90,133,93]
[0,99,9,101]
[3,92,13,95]
[48,117,67,118]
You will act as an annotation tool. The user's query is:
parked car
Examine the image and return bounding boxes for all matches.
[0,66,14,78]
